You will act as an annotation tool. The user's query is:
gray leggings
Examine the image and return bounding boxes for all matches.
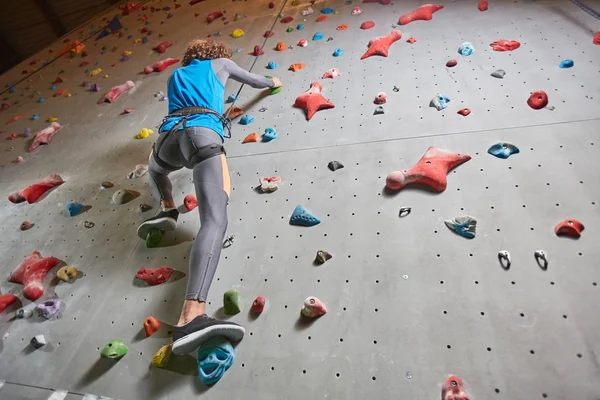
[149,127,230,302]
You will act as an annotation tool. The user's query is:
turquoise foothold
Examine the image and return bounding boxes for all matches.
[297,24,303,30]
[487,142,520,159]
[226,94,238,103]
[444,216,477,239]
[321,7,335,14]
[38,97,44,103]
[290,204,321,226]
[240,114,255,125]
[313,32,324,41]
[32,114,39,120]
[333,48,344,57]
[267,61,278,69]
[559,59,574,69]
[66,202,84,217]
[197,337,235,386]
[262,128,277,142]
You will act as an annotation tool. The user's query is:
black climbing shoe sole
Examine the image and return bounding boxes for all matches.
[172,324,245,355]
[137,210,178,240]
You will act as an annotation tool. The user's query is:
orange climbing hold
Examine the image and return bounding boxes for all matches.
[554,219,584,238]
[316,15,328,22]
[6,115,22,124]
[144,316,161,337]
[337,24,349,30]
[399,4,444,25]
[275,41,288,51]
[457,108,471,116]
[289,63,305,72]
[361,30,402,60]
[242,133,259,143]
[53,89,68,97]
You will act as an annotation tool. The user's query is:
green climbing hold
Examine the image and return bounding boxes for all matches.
[101,339,128,359]
[146,228,163,248]
[223,289,241,315]
[278,12,284,17]
[286,27,294,32]
[271,87,282,95]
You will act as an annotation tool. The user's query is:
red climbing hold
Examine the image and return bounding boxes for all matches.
[6,115,22,124]
[294,82,335,121]
[264,30,274,38]
[361,30,402,60]
[374,92,387,104]
[489,40,520,51]
[527,91,548,110]
[316,15,328,22]
[362,0,390,5]
[251,296,266,314]
[29,122,61,152]
[457,108,471,116]
[281,16,293,23]
[386,147,471,192]
[122,2,142,15]
[20,221,33,231]
[478,0,488,11]
[184,194,197,211]
[269,2,274,8]
[8,174,65,204]
[98,81,135,104]
[407,37,417,44]
[594,32,600,45]
[442,376,470,400]
[207,10,223,23]
[7,133,18,140]
[360,21,375,29]
[144,58,180,74]
[53,89,68,97]
[1,103,9,111]
[446,59,457,67]
[144,316,161,337]
[153,41,173,54]
[52,77,66,84]
[253,45,264,56]
[8,251,61,301]
[79,61,89,67]
[0,294,17,314]
[399,4,444,25]
[136,267,174,286]
[554,219,584,238]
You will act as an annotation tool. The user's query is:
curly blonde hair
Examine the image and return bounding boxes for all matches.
[182,39,231,66]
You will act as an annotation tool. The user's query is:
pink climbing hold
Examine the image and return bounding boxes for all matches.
[361,30,402,60]
[360,21,375,30]
[478,0,488,11]
[386,147,471,192]
[0,294,17,314]
[297,39,308,47]
[184,194,198,211]
[301,296,327,317]
[294,82,335,121]
[136,267,174,286]
[374,92,387,104]
[153,41,173,53]
[20,221,33,231]
[28,122,61,152]
[442,376,470,400]
[8,251,61,301]
[8,174,65,204]
[251,296,266,314]
[15,156,24,164]
[398,4,444,25]
[322,68,341,79]
[489,40,520,51]
[98,81,135,104]
[207,10,223,23]
[144,58,180,74]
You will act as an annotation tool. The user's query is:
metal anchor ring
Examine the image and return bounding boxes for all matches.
[222,235,235,248]
[534,250,548,269]
[84,221,95,229]
[399,206,411,218]
[498,250,511,269]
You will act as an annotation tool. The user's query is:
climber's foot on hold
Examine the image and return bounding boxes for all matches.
[172,314,245,355]
[137,209,179,240]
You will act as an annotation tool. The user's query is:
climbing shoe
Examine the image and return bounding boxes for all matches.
[137,209,178,240]
[172,314,245,355]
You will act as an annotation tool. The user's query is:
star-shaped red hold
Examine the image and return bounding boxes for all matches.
[386,147,471,192]
[398,4,444,25]
[294,82,335,121]
[361,30,402,60]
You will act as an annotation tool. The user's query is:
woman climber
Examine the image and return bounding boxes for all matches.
[137,39,282,355]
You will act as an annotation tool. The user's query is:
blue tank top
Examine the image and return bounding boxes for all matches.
[160,59,225,138]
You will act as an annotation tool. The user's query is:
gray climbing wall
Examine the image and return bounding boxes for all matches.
[0,0,599,398]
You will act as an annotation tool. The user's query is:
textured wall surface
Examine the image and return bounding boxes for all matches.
[0,0,599,399]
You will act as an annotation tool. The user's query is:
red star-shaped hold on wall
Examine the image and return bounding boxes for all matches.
[294,82,335,121]
[398,4,444,25]
[386,147,471,192]
[361,30,402,60]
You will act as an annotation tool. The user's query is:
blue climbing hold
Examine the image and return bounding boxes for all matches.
[226,94,238,103]
[263,128,277,142]
[240,114,255,125]
[197,337,235,386]
[313,32,324,41]
[487,142,520,159]
[290,205,321,227]
[51,85,56,91]
[444,216,477,239]
[95,61,99,66]
[321,7,335,14]
[8,87,15,94]
[559,59,574,69]
[267,61,278,69]
[38,97,44,103]
[85,69,90,74]
[458,42,474,56]
[128,35,133,39]
[429,94,450,111]
[333,48,344,57]
[297,24,304,31]
[66,202,84,217]
[32,114,39,121]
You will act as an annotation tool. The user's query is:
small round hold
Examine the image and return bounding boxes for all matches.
[393,86,400,92]
[498,250,511,269]
[399,206,411,217]
[84,221,95,228]
[20,221,33,231]
[16,308,33,319]
[402,274,409,280]
[101,181,114,189]
[315,250,332,264]
[223,235,235,248]
[534,250,548,269]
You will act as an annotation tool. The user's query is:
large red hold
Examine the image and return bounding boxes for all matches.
[442,376,470,400]
[98,81,135,104]
[386,147,471,192]
[361,30,402,60]
[207,10,223,23]
[0,294,18,314]
[399,4,444,25]
[489,40,520,51]
[8,174,65,204]
[478,0,488,11]
[144,58,180,74]
[29,122,61,152]
[554,219,584,238]
[154,41,173,54]
[527,91,548,110]
[294,82,335,121]
[8,251,61,301]
[136,267,174,286]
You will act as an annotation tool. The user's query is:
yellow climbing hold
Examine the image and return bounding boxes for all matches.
[123,50,133,56]
[137,128,153,139]
[134,39,141,44]
[152,344,172,368]
[232,29,245,38]
[47,117,58,122]
[89,68,102,76]
[334,10,339,14]
[66,93,72,97]
[103,74,109,79]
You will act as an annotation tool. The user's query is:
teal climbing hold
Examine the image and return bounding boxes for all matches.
[240,114,255,125]
[290,205,321,226]
[333,48,344,57]
[313,32,324,41]
[66,202,84,216]
[197,337,235,385]
[226,94,238,103]
[297,24,304,30]
[263,128,277,142]
[267,61,278,69]
[559,59,574,68]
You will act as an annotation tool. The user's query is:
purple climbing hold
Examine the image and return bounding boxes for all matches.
[90,83,101,92]
[36,299,61,319]
[24,128,31,137]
